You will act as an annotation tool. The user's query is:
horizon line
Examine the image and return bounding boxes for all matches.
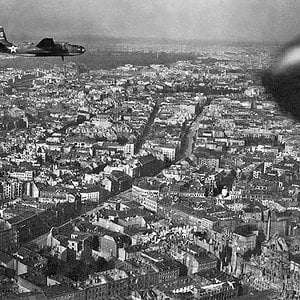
[7,33,283,47]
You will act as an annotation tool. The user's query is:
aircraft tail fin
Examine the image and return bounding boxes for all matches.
[0,26,9,45]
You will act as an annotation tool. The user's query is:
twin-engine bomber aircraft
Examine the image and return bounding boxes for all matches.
[0,26,85,60]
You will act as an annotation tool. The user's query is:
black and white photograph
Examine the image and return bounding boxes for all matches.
[0,1,300,299]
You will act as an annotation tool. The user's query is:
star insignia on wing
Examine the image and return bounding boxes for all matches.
[8,45,18,53]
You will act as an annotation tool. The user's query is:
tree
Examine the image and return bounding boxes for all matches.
[92,235,100,251]
[117,136,128,145]
[252,229,266,256]
[219,244,232,267]
[44,256,60,276]
[179,262,188,277]
[37,154,44,165]
[94,257,108,272]
[68,260,88,282]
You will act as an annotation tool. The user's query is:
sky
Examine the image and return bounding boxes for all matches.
[1,0,300,43]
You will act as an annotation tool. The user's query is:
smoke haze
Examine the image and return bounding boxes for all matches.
[1,0,300,42]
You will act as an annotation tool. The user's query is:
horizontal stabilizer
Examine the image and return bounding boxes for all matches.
[36,38,55,49]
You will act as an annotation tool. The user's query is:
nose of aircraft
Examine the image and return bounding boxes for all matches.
[79,46,86,53]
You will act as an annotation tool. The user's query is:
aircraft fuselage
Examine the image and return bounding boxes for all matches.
[0,27,85,60]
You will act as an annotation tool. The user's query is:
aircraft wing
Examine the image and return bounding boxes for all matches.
[36,38,55,49]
